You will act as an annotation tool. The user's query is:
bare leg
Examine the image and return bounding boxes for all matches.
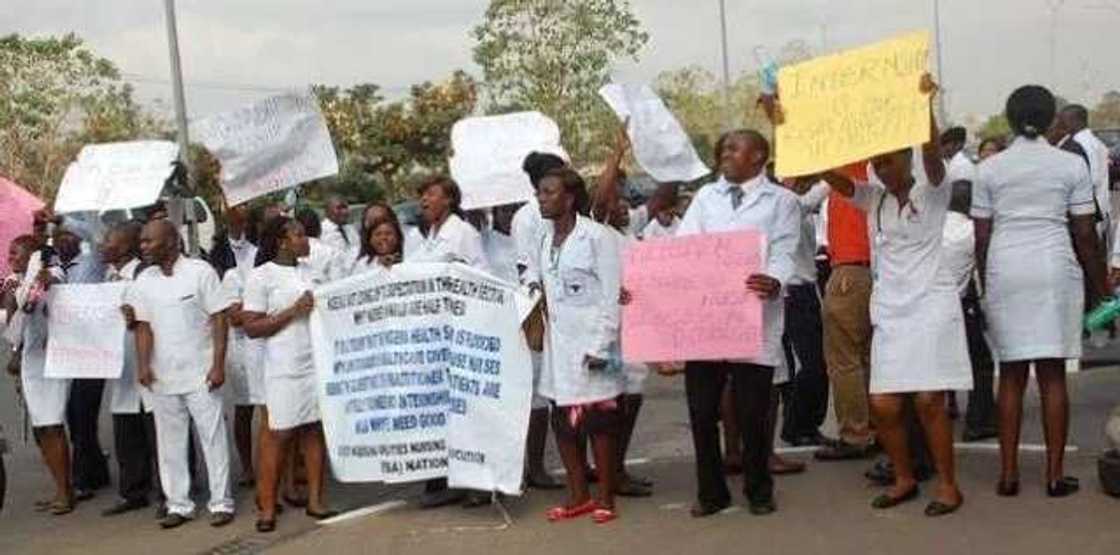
[34,425,73,507]
[553,430,591,508]
[869,394,915,498]
[591,431,618,511]
[524,407,558,486]
[234,405,255,485]
[257,413,291,523]
[1035,359,1071,484]
[997,362,1030,484]
[720,383,741,470]
[914,391,962,505]
[300,424,329,514]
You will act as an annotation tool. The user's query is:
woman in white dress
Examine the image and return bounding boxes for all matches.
[242,216,337,532]
[532,168,624,524]
[973,85,1108,498]
[3,234,74,514]
[404,175,487,269]
[824,76,969,516]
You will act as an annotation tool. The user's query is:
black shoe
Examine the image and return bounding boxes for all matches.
[864,459,895,485]
[210,511,235,527]
[690,500,731,518]
[871,486,920,509]
[748,497,776,516]
[783,431,834,447]
[154,503,168,520]
[815,441,874,461]
[159,513,191,529]
[615,476,653,498]
[419,488,466,509]
[102,499,149,517]
[255,519,276,533]
[996,480,1020,497]
[1047,476,1080,498]
[306,508,340,520]
[962,426,998,442]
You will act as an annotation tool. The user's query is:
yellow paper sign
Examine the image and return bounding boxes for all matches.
[775,32,931,177]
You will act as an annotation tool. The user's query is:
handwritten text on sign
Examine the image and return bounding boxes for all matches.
[309,263,532,494]
[191,91,339,206]
[775,32,930,177]
[622,231,764,362]
[44,283,128,379]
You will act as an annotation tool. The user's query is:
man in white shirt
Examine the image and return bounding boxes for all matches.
[128,220,236,529]
[320,196,358,255]
[1060,105,1112,249]
[675,129,801,517]
[940,127,977,189]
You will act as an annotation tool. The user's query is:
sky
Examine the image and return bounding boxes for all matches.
[4,0,1119,127]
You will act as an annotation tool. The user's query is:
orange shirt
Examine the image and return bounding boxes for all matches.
[827,161,871,265]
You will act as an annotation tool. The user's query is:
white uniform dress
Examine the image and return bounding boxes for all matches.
[640,216,680,240]
[535,216,624,406]
[15,256,71,427]
[244,262,320,431]
[851,152,972,394]
[404,213,488,270]
[106,259,153,415]
[973,136,1096,361]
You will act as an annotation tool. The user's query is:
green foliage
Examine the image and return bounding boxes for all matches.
[313,71,478,204]
[978,114,1011,142]
[472,0,649,165]
[0,33,166,198]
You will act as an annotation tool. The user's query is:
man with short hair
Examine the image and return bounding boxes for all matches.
[320,195,357,255]
[128,220,236,529]
[1059,105,1112,248]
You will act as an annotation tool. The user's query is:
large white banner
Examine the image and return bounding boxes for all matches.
[310,263,533,494]
[599,83,710,183]
[449,111,568,211]
[44,283,128,379]
[53,141,179,214]
[191,91,340,206]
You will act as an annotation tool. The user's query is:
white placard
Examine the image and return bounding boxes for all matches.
[599,83,711,183]
[191,91,339,206]
[310,263,532,494]
[449,111,568,211]
[53,141,179,214]
[44,283,128,379]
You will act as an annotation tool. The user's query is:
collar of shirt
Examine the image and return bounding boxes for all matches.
[716,172,771,204]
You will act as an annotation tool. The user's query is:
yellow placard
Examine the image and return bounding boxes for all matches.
[775,31,931,177]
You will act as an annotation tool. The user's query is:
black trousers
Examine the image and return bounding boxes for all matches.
[67,379,110,490]
[685,361,774,506]
[963,294,996,431]
[112,413,162,503]
[780,284,829,440]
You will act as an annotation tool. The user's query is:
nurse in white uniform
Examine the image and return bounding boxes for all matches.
[531,168,624,524]
[973,85,1108,498]
[4,235,73,515]
[350,210,405,277]
[243,216,337,532]
[404,176,487,270]
[824,76,967,516]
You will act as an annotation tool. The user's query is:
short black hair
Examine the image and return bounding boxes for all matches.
[940,126,967,146]
[1006,85,1056,140]
[415,174,463,215]
[295,207,322,238]
[255,215,298,267]
[540,168,590,216]
[521,152,567,188]
[1061,104,1090,127]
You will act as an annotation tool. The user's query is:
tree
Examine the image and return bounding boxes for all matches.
[472,0,649,164]
[314,71,478,204]
[1092,91,1120,128]
[978,114,1011,141]
[0,33,165,198]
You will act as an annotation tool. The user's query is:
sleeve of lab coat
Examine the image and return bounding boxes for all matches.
[765,195,802,290]
[586,229,622,360]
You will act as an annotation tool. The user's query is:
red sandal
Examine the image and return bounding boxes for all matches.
[546,500,598,522]
[591,507,618,524]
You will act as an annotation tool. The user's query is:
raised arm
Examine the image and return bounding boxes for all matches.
[920,73,947,187]
[593,124,630,224]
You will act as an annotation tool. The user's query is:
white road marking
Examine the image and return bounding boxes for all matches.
[318,500,407,526]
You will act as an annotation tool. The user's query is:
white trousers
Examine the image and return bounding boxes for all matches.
[150,389,234,516]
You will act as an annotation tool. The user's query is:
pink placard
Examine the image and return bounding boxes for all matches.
[622,230,765,363]
[0,176,44,277]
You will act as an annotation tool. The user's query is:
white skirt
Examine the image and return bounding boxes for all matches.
[228,338,265,406]
[869,291,973,395]
[21,356,71,427]
[265,372,320,431]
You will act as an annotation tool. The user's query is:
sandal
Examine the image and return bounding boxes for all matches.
[591,507,618,524]
[924,498,963,517]
[1047,476,1080,498]
[256,519,277,533]
[545,500,598,522]
[871,485,920,509]
[49,500,75,516]
[34,499,53,512]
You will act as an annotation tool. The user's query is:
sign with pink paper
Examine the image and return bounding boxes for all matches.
[0,176,45,278]
[622,230,764,363]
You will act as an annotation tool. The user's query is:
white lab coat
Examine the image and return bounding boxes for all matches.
[852,151,971,394]
[534,216,624,406]
[14,256,71,427]
[404,213,488,271]
[107,258,154,415]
